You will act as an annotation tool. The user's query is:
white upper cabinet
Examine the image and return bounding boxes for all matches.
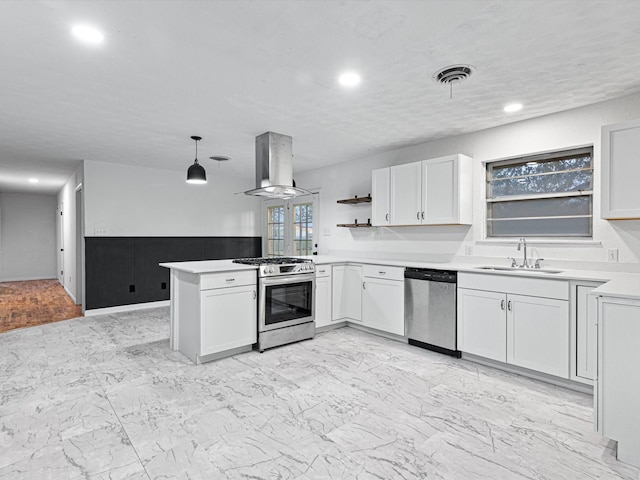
[390,162,422,225]
[422,154,472,225]
[602,118,640,219]
[378,154,473,226]
[371,167,390,226]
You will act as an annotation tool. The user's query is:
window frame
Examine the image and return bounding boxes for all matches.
[485,147,594,239]
[262,192,319,257]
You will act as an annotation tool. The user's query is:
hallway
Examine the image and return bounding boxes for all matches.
[0,279,82,333]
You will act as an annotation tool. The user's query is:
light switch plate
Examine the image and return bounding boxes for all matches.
[607,248,619,262]
[94,227,107,236]
[323,227,331,236]
[465,245,474,256]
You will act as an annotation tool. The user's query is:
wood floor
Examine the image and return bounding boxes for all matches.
[0,279,83,333]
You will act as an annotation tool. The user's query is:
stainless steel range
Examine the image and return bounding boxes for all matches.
[232,257,315,352]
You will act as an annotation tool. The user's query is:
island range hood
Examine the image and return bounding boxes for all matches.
[244,131,312,199]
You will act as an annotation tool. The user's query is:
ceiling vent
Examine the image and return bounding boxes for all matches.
[432,64,476,98]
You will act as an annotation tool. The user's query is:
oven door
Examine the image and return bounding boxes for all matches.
[259,274,315,332]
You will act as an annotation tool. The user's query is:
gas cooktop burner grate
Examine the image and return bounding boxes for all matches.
[233,257,313,266]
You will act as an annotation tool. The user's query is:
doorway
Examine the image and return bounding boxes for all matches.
[75,184,83,308]
[263,193,319,257]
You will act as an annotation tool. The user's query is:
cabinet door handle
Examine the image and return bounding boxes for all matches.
[362,282,366,290]
[507,300,512,311]
[386,213,389,221]
[421,211,424,220]
[416,212,420,220]
[253,290,256,300]
[501,299,505,310]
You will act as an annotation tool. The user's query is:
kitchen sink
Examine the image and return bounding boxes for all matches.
[475,266,564,274]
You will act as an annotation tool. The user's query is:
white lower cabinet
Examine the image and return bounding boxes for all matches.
[314,266,333,328]
[457,288,506,362]
[506,294,569,377]
[331,265,362,322]
[201,284,257,357]
[597,295,640,467]
[571,282,602,383]
[457,273,569,379]
[362,265,405,336]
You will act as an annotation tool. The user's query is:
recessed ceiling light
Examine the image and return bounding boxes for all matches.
[72,25,104,45]
[338,71,361,88]
[504,103,523,113]
[28,178,39,183]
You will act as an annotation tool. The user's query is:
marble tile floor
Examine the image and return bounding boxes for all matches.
[1,307,638,480]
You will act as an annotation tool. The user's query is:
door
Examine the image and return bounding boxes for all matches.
[201,285,257,356]
[457,288,506,362]
[362,277,404,335]
[422,155,457,224]
[263,193,318,256]
[576,286,597,380]
[506,294,569,378]
[315,271,332,328]
[390,162,422,225]
[331,265,347,320]
[372,167,390,226]
[346,265,362,321]
[58,202,64,284]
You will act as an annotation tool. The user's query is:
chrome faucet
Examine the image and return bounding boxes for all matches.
[517,237,529,268]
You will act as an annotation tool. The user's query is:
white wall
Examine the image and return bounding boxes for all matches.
[0,192,57,281]
[83,160,262,237]
[297,92,640,272]
[57,163,84,303]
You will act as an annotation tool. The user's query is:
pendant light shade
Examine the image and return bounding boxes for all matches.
[186,136,207,184]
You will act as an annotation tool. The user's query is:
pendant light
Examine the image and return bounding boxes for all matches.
[186,136,206,184]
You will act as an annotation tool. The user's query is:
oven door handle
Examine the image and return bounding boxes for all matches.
[260,274,316,286]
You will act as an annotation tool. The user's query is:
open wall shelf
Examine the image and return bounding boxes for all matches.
[337,223,373,228]
[336,194,372,205]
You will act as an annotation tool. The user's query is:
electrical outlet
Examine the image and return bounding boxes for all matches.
[94,227,107,236]
[323,227,331,236]
[607,248,619,262]
[465,245,474,256]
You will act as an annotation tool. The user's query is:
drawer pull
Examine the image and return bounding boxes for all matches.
[378,271,386,275]
[318,269,326,273]
[226,278,235,282]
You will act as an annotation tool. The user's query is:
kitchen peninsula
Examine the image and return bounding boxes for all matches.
[160,260,258,364]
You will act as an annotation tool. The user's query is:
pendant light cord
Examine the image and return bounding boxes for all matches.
[194,138,199,164]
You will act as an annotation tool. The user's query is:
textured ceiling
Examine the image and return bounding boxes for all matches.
[1,0,640,194]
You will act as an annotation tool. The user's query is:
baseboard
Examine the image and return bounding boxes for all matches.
[461,353,594,395]
[346,322,407,343]
[0,276,57,283]
[315,321,347,333]
[63,285,77,304]
[84,300,170,316]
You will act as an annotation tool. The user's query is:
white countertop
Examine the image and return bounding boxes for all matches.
[159,259,258,274]
[160,256,640,300]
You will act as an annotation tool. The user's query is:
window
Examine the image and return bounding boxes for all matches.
[293,202,313,256]
[486,147,593,238]
[266,205,285,256]
[264,195,317,256]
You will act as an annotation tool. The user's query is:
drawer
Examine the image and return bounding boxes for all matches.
[315,265,332,277]
[200,270,257,290]
[363,264,404,281]
[458,272,568,300]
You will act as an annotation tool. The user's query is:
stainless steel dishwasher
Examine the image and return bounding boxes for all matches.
[404,267,460,357]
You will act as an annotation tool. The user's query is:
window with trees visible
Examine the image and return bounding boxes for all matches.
[264,196,316,257]
[266,205,285,256]
[486,147,593,237]
[293,202,313,256]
